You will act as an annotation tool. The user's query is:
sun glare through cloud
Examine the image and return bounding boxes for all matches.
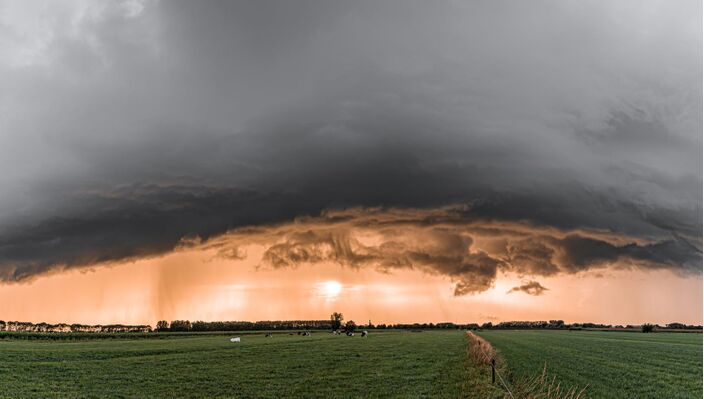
[316,280,343,301]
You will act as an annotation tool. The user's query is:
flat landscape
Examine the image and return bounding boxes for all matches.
[477,330,703,398]
[1,329,701,398]
[0,330,498,398]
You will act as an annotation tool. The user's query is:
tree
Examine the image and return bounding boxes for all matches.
[330,312,344,331]
[155,320,169,332]
[170,320,191,332]
[641,323,655,333]
[549,320,565,329]
[344,320,356,333]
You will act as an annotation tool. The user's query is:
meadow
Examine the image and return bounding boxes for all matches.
[2,329,701,398]
[0,330,499,398]
[478,330,703,398]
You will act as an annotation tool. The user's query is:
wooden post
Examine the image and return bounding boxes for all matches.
[491,358,496,384]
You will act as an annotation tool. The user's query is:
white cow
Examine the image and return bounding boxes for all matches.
[230,337,241,342]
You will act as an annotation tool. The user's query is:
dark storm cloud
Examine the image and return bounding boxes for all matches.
[0,184,327,281]
[507,281,549,296]
[0,0,700,283]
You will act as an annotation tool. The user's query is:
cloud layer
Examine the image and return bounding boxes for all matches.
[0,0,700,284]
[189,206,701,295]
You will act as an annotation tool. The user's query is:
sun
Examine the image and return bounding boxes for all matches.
[317,280,343,300]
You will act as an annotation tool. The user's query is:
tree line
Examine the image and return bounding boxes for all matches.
[3,317,699,334]
[476,320,703,331]
[154,316,482,332]
[153,317,703,333]
[156,320,335,332]
[0,320,151,333]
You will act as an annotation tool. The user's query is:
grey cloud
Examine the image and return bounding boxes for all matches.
[0,0,700,282]
[0,184,325,281]
[555,235,702,274]
[507,281,549,296]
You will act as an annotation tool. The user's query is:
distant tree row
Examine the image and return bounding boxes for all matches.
[328,313,479,331]
[0,320,150,333]
[155,315,485,333]
[156,318,704,333]
[4,317,699,335]
[155,320,333,332]
[373,322,478,330]
[479,320,567,330]
[475,320,703,331]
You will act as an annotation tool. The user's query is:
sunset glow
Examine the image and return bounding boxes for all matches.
[0,237,700,326]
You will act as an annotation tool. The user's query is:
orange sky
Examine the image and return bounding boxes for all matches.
[1,244,700,326]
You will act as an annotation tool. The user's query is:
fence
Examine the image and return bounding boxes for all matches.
[466,331,515,398]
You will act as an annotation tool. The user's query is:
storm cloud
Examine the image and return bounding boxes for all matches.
[0,0,700,285]
[189,206,701,295]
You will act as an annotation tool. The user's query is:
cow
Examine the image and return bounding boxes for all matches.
[230,337,241,343]
[361,330,368,337]
[265,333,272,338]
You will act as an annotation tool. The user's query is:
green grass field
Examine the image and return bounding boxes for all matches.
[3,329,701,398]
[477,330,703,399]
[0,330,497,398]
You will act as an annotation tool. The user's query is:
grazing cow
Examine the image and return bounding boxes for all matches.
[230,337,241,343]
[265,333,272,338]
[361,330,368,337]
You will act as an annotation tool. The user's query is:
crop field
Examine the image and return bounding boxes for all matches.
[0,330,498,398]
[477,330,703,398]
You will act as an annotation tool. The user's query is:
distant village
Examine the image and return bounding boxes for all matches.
[0,321,151,333]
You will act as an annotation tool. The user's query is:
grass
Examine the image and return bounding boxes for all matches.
[477,330,703,399]
[0,330,494,398]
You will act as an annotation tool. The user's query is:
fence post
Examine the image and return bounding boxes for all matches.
[491,358,496,384]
